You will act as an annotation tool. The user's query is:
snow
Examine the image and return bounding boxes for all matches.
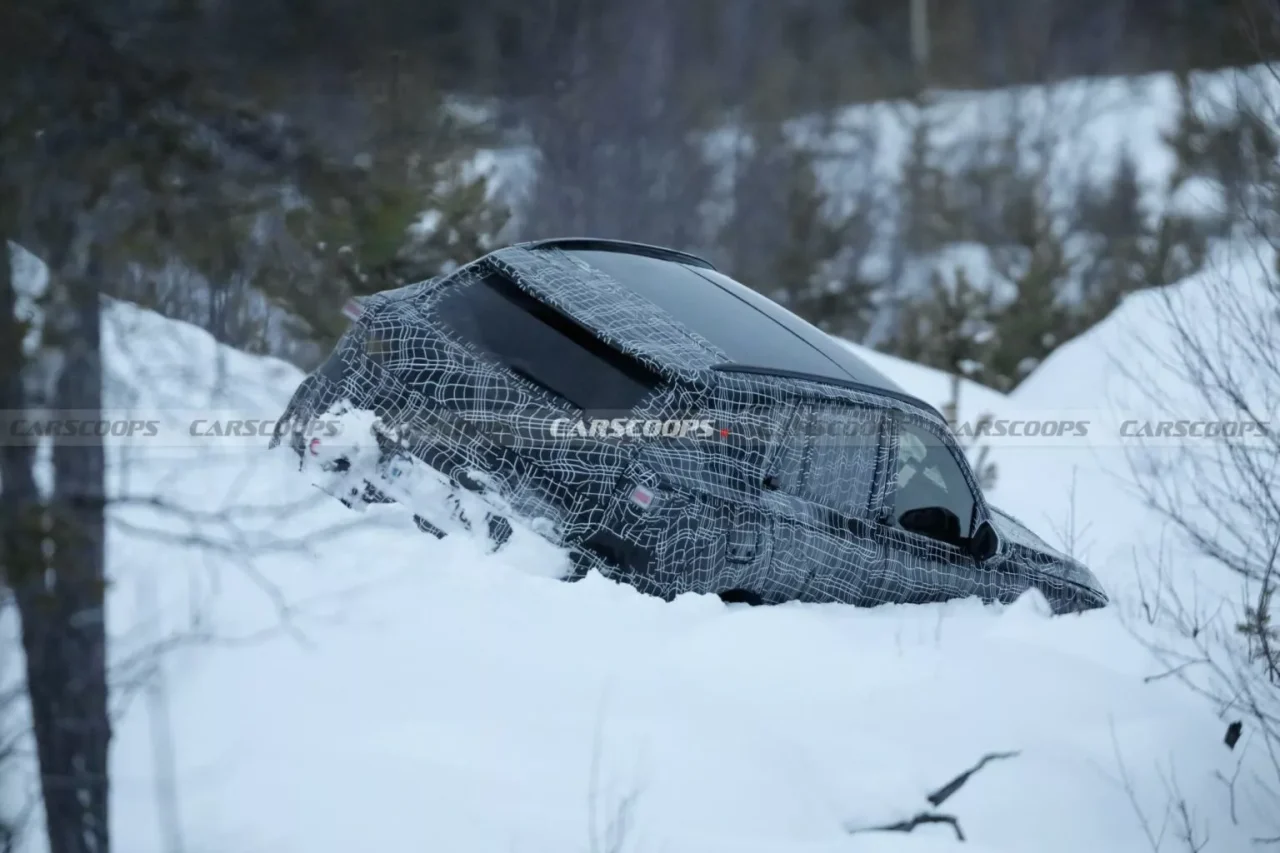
[108,556,1248,853]
[484,66,1230,262]
[839,339,1011,424]
[804,71,1179,209]
[7,242,58,422]
[7,242,48,360]
[6,66,1278,853]
[0,272,1256,852]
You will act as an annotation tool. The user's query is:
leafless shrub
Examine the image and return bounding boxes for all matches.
[1117,53,1280,846]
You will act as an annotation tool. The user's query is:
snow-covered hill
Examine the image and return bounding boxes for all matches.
[0,274,1251,852]
[6,61,1277,853]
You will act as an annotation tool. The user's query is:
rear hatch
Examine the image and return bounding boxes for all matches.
[420,265,680,524]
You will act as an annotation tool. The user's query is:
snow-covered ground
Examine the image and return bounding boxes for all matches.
[0,249,1235,852]
[4,65,1277,853]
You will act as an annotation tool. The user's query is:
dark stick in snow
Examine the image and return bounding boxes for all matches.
[846,749,1021,842]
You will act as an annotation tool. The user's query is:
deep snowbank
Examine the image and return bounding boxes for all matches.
[35,296,1256,853]
[7,62,1277,851]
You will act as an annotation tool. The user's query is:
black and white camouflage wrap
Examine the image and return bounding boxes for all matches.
[273,241,1108,614]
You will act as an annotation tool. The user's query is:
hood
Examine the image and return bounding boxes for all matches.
[988,505,1107,602]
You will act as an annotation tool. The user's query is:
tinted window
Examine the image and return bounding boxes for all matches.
[808,405,883,516]
[707,391,794,492]
[892,420,977,547]
[773,402,883,517]
[434,271,662,412]
[565,249,901,392]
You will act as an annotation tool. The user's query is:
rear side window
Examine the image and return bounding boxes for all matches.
[773,402,883,517]
[433,270,663,412]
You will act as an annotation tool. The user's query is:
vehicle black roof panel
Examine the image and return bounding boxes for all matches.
[560,248,909,398]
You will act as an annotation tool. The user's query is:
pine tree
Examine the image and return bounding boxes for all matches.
[890,266,998,490]
[767,146,880,341]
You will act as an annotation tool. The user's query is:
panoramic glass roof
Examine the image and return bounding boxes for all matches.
[562,248,906,396]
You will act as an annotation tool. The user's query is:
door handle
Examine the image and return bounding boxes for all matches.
[762,474,781,490]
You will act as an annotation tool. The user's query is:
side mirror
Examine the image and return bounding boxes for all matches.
[968,519,1001,562]
[899,506,962,544]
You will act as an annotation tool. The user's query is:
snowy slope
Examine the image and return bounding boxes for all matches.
[839,339,1012,425]
[1000,239,1277,606]
[7,63,1276,853]
[0,296,1254,853]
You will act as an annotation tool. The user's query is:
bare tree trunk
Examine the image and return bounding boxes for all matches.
[516,0,713,249]
[14,249,110,853]
[910,0,929,78]
[0,235,42,586]
[970,0,1009,86]
[0,239,31,848]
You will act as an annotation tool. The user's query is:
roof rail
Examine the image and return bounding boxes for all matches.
[518,237,717,271]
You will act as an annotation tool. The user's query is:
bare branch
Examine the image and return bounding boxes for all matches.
[926,750,1022,807]
[846,749,1020,843]
[855,811,966,842]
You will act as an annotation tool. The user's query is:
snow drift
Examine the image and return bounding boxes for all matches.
[5,63,1278,853]
[0,281,1250,852]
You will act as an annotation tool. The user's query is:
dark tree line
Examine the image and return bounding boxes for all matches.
[195,0,1280,106]
[0,2,436,851]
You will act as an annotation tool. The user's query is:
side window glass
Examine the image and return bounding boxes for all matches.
[805,404,881,517]
[708,391,794,493]
[769,402,882,517]
[892,419,977,548]
[770,406,808,494]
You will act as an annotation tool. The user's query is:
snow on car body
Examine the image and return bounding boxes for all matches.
[272,238,1107,613]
